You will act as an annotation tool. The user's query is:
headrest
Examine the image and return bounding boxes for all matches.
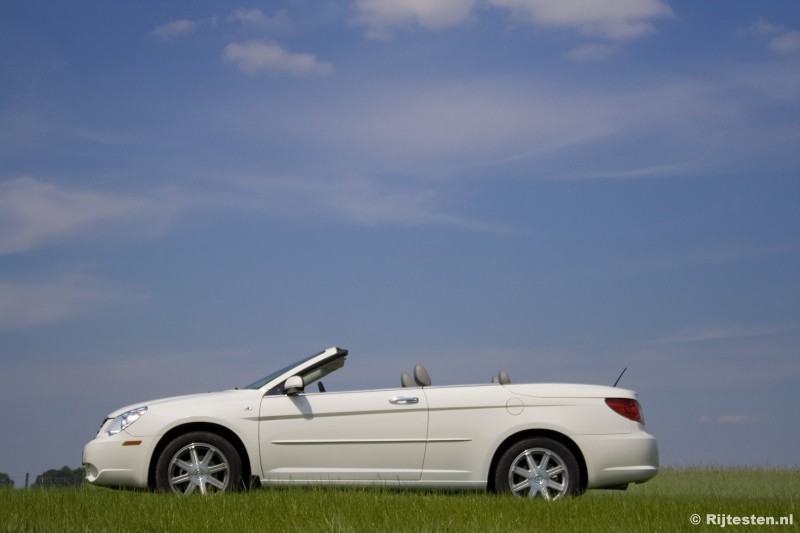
[414,364,431,387]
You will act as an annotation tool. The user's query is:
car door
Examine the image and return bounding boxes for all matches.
[420,385,514,483]
[259,388,428,482]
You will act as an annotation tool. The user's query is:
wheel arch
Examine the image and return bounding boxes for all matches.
[487,429,588,493]
[147,422,252,490]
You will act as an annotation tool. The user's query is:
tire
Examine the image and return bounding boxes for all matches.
[494,437,580,500]
[155,431,242,495]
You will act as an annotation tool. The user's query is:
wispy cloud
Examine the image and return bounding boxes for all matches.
[152,10,326,76]
[311,176,510,232]
[153,9,290,40]
[308,80,621,165]
[206,173,510,233]
[216,60,796,181]
[227,8,290,30]
[565,42,617,62]
[73,127,138,145]
[353,0,476,38]
[652,324,800,345]
[0,111,55,156]
[228,8,270,24]
[152,19,199,39]
[770,31,800,55]
[488,0,674,40]
[564,163,696,180]
[0,172,509,258]
[0,177,175,254]
[0,274,144,329]
[739,18,800,55]
[3,348,254,402]
[223,41,333,76]
[353,0,673,41]
[700,414,755,424]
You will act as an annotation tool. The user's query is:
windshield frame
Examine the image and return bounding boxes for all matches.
[243,348,347,391]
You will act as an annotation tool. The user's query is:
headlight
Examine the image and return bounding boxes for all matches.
[106,407,148,436]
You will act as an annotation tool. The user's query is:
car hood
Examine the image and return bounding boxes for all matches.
[507,383,637,399]
[107,389,261,418]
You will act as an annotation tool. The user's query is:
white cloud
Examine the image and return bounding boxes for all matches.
[0,178,172,254]
[152,19,199,39]
[354,0,476,38]
[488,0,673,40]
[223,41,333,76]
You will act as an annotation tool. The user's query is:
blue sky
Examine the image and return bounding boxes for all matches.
[1,0,799,484]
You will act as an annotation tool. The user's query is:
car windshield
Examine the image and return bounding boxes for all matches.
[243,350,325,390]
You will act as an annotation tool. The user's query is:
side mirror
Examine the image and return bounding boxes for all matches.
[284,375,304,396]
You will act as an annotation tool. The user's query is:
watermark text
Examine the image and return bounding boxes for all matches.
[690,513,794,527]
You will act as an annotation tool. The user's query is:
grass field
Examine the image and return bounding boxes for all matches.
[1,467,798,532]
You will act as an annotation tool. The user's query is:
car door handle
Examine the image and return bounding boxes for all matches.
[390,396,419,405]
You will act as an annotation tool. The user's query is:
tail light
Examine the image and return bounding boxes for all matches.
[605,398,644,425]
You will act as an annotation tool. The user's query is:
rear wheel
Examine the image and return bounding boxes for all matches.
[494,437,580,500]
[155,431,242,495]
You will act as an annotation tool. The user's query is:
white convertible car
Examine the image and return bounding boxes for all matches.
[83,347,658,499]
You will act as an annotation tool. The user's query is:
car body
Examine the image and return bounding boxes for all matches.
[83,347,658,499]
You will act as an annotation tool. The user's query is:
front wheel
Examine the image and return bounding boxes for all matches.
[155,431,242,495]
[494,437,581,500]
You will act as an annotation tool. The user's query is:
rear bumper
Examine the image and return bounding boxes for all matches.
[82,434,155,489]
[576,429,659,489]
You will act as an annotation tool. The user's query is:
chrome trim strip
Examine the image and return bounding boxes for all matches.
[271,437,472,445]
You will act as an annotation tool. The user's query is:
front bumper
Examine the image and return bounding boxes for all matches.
[83,434,155,489]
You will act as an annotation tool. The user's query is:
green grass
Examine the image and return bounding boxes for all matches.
[1,468,798,532]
